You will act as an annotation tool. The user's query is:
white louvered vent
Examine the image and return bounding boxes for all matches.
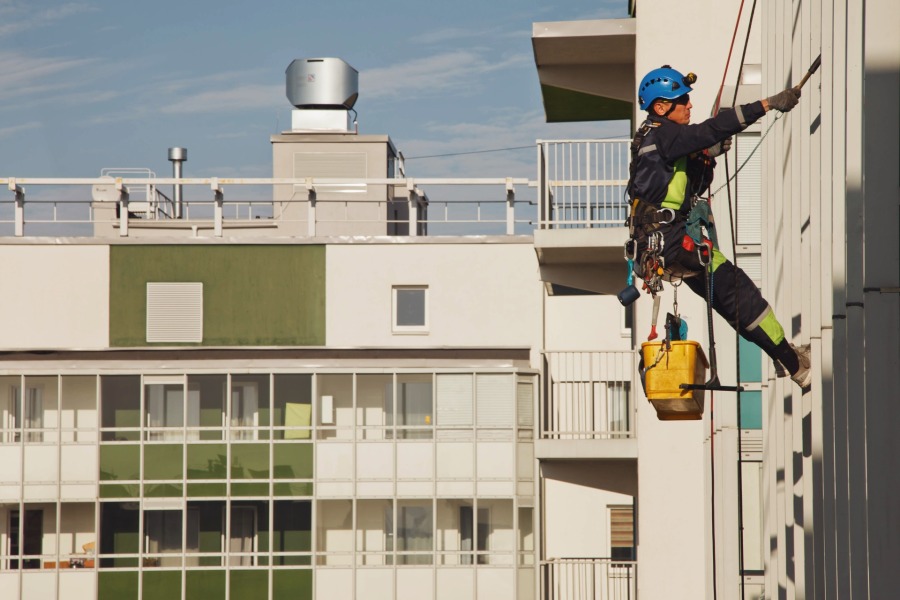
[741,429,763,459]
[476,374,514,428]
[736,253,762,284]
[735,133,761,245]
[436,374,473,426]
[146,282,203,343]
[294,152,367,194]
[517,380,534,427]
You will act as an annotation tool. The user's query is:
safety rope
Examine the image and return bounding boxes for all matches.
[708,1,753,598]
[710,111,781,196]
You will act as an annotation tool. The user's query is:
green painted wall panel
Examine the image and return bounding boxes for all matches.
[187,444,228,479]
[273,570,313,600]
[230,570,268,600]
[186,571,226,600]
[273,443,313,479]
[540,84,633,122]
[144,444,183,480]
[109,245,325,346]
[100,445,140,481]
[143,571,181,600]
[99,572,138,600]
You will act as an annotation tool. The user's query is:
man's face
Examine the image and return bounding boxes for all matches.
[654,94,692,125]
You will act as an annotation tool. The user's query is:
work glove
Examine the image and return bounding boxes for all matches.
[707,137,732,158]
[766,87,801,112]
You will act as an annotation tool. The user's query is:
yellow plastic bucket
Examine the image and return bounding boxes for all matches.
[641,340,709,420]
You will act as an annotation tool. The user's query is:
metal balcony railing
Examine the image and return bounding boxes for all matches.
[541,558,637,600]
[541,351,635,440]
[537,139,631,229]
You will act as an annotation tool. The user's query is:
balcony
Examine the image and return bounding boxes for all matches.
[541,558,636,600]
[535,140,631,294]
[538,351,637,460]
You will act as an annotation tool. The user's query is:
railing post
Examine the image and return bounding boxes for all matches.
[211,178,224,237]
[116,178,129,237]
[584,141,591,226]
[9,179,24,237]
[306,177,316,237]
[506,177,515,235]
[407,180,418,237]
[536,143,546,228]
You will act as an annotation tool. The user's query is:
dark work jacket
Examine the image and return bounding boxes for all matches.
[627,101,768,211]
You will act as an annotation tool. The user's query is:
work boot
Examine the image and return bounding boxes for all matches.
[789,344,812,389]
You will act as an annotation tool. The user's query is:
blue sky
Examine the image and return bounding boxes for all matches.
[1,0,629,181]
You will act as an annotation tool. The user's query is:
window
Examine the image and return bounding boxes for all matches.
[9,509,43,569]
[607,382,631,436]
[6,385,43,442]
[144,510,183,567]
[397,501,432,565]
[230,505,258,566]
[145,382,185,441]
[459,506,489,565]
[397,374,433,439]
[609,505,635,561]
[392,286,428,333]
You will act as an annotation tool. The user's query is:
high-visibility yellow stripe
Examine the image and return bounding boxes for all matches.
[662,157,688,210]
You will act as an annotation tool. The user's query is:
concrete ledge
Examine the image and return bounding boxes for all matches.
[536,437,638,460]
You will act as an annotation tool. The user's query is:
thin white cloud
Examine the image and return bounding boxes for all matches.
[361,50,531,100]
[0,121,42,138]
[159,83,284,114]
[0,2,96,36]
[0,51,95,86]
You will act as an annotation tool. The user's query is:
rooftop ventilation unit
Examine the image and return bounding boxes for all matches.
[286,58,358,111]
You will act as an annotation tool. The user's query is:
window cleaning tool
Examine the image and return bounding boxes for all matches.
[796,54,822,90]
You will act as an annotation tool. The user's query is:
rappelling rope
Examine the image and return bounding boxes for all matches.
[707,0,752,598]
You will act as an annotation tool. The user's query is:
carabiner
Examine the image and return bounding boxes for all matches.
[656,208,676,224]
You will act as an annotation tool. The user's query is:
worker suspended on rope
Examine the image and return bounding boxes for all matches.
[625,65,811,389]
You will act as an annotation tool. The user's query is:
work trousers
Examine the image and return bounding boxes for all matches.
[635,223,786,360]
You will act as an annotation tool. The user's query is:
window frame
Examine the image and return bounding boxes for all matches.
[391,285,429,334]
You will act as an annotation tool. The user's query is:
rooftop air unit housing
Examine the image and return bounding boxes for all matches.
[286,58,358,132]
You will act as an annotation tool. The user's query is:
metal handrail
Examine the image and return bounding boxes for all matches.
[541,558,637,600]
[541,351,636,440]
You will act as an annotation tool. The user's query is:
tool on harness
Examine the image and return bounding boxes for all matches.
[686,195,718,249]
[617,240,641,306]
[647,295,661,340]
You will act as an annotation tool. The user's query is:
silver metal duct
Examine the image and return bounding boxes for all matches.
[286,58,359,110]
[168,147,187,219]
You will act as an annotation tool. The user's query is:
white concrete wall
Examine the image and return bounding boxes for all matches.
[543,481,631,559]
[633,1,764,597]
[0,246,108,349]
[544,295,631,351]
[325,242,541,350]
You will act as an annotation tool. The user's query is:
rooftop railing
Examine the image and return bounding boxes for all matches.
[0,140,631,238]
[0,176,537,238]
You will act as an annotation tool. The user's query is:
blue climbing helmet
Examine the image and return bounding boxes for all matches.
[638,65,696,111]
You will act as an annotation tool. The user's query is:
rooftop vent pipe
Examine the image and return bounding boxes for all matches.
[168,147,187,218]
